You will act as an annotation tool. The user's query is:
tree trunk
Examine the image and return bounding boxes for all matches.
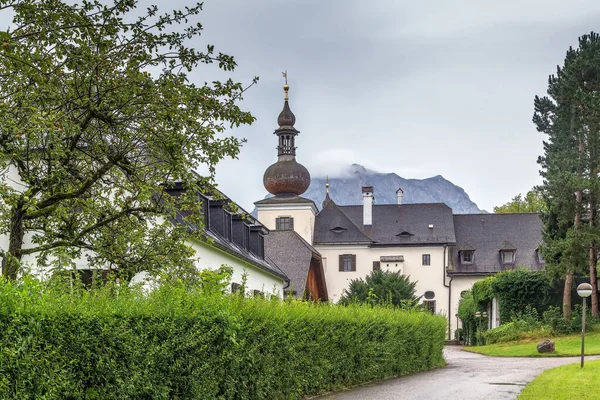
[563,271,574,320]
[590,246,598,316]
[1,207,25,279]
[589,187,598,317]
[566,187,583,319]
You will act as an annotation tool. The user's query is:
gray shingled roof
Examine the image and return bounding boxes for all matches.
[265,230,321,296]
[166,185,288,281]
[313,201,372,244]
[450,213,544,275]
[314,202,456,245]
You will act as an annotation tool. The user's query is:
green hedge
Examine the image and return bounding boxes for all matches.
[0,278,446,399]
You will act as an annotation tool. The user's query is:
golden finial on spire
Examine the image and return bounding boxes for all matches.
[282,70,289,101]
[325,175,329,193]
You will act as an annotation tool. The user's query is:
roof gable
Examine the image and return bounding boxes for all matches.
[314,201,372,244]
[265,230,322,297]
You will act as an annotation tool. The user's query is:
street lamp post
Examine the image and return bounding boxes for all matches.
[474,311,488,346]
[577,283,593,368]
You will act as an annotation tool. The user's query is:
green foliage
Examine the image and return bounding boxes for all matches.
[457,290,486,345]
[471,276,495,304]
[491,269,557,320]
[483,306,546,344]
[493,190,546,213]
[339,270,419,307]
[535,31,600,317]
[543,304,600,335]
[0,277,446,399]
[0,1,257,279]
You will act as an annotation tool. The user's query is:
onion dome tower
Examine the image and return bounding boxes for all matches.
[263,80,311,196]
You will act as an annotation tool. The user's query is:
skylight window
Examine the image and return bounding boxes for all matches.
[397,231,414,237]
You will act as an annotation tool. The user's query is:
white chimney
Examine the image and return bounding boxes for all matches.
[396,188,404,205]
[362,186,374,226]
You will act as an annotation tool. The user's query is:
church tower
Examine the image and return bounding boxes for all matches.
[255,78,317,244]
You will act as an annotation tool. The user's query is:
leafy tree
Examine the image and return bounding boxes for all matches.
[339,270,419,307]
[493,190,545,213]
[0,1,256,280]
[535,32,600,317]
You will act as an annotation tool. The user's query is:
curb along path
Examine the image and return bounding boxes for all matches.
[316,346,600,400]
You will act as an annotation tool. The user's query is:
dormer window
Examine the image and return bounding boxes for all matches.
[459,242,475,264]
[460,250,474,264]
[243,224,250,250]
[501,250,515,264]
[499,241,517,264]
[224,212,232,241]
[536,248,544,264]
[331,227,346,234]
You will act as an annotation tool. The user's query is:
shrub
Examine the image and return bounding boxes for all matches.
[482,320,549,344]
[491,269,557,320]
[543,304,600,335]
[0,277,446,399]
[457,290,485,345]
[339,270,419,307]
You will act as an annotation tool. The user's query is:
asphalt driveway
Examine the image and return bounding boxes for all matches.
[316,346,600,400]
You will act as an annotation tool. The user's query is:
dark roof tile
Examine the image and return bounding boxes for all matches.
[450,213,543,275]
[315,203,455,245]
[265,230,321,296]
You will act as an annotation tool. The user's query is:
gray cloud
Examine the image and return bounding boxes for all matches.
[5,1,600,212]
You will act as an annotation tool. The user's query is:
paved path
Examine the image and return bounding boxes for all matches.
[316,346,600,400]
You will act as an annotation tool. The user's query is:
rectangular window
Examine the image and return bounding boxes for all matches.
[231,282,241,293]
[373,261,381,271]
[224,212,232,241]
[424,300,436,314]
[461,251,474,264]
[422,254,431,265]
[501,250,515,264]
[276,216,294,230]
[339,254,356,272]
[258,234,265,259]
[243,224,250,250]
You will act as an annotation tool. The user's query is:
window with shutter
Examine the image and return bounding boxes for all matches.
[276,216,294,230]
[339,254,356,272]
[373,261,381,271]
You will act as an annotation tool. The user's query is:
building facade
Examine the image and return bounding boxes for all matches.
[255,82,544,339]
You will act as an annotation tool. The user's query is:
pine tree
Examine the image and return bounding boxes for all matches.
[535,32,600,318]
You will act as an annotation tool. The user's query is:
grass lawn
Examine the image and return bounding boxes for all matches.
[465,330,600,357]
[518,359,600,399]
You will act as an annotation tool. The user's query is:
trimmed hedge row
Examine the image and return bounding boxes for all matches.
[0,279,446,399]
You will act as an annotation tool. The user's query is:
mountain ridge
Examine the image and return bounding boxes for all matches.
[301,164,483,214]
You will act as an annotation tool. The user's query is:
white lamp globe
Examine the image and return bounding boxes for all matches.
[577,283,593,298]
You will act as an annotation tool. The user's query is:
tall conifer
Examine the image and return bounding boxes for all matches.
[535,32,600,317]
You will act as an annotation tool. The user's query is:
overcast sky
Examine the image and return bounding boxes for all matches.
[11,1,600,212]
[179,0,600,212]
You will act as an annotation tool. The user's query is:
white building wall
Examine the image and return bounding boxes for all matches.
[316,244,450,317]
[256,205,315,244]
[188,239,284,297]
[448,275,481,339]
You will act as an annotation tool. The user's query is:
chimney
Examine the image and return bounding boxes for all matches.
[362,186,374,226]
[396,188,404,205]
